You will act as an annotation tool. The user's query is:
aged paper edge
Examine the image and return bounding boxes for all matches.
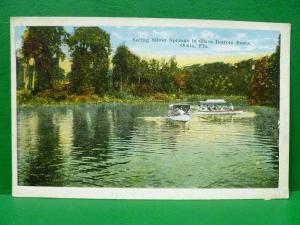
[10,17,290,200]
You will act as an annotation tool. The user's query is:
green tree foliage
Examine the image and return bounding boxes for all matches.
[134,58,161,95]
[174,71,188,92]
[17,27,280,107]
[22,26,67,93]
[112,45,140,92]
[110,43,279,107]
[185,62,233,95]
[112,48,181,95]
[148,59,160,91]
[16,54,26,89]
[248,36,280,107]
[266,36,280,107]
[158,57,179,93]
[133,59,153,95]
[232,59,255,95]
[248,57,269,105]
[67,27,111,94]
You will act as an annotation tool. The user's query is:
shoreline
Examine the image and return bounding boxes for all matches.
[17,94,249,107]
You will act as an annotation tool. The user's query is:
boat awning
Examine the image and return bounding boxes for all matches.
[199,99,226,104]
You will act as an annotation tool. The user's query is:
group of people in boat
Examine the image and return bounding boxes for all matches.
[169,105,190,116]
[168,99,242,122]
[199,103,234,112]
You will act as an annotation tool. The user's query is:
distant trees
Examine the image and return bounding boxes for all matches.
[112,52,183,95]
[17,27,281,107]
[186,62,236,95]
[266,36,280,107]
[248,36,280,106]
[248,57,269,105]
[231,59,255,96]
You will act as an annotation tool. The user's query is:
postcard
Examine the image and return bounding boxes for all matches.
[11,17,290,199]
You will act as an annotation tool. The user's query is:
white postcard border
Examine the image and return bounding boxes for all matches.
[11,17,290,200]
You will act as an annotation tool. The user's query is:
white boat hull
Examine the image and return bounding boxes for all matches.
[195,110,243,115]
[169,114,191,122]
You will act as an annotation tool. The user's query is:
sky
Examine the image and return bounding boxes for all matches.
[15,25,279,67]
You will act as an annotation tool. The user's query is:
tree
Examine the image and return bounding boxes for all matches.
[248,57,269,105]
[67,27,111,94]
[185,62,232,95]
[158,57,178,93]
[174,71,188,92]
[133,59,152,95]
[231,59,255,95]
[148,59,160,90]
[22,26,67,93]
[266,35,280,107]
[112,45,140,92]
[16,54,26,90]
[185,64,206,94]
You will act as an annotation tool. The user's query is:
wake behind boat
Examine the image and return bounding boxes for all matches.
[195,99,243,115]
[168,104,191,122]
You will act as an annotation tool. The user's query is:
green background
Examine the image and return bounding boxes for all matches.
[0,0,299,224]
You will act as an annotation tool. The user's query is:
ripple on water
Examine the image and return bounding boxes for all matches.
[17,104,279,188]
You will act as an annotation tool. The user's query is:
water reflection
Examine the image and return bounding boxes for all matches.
[252,107,279,186]
[17,104,279,188]
[112,104,142,141]
[68,106,113,186]
[19,109,65,186]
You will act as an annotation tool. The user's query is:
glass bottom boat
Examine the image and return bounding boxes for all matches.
[195,99,243,115]
[168,104,191,122]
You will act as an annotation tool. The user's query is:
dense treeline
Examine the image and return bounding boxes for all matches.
[17,26,280,107]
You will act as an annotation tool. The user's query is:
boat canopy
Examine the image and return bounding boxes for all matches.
[169,104,190,110]
[199,99,226,105]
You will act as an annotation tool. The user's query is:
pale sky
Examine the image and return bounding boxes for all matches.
[16,25,279,67]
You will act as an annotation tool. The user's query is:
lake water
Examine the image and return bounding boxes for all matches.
[17,103,279,188]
